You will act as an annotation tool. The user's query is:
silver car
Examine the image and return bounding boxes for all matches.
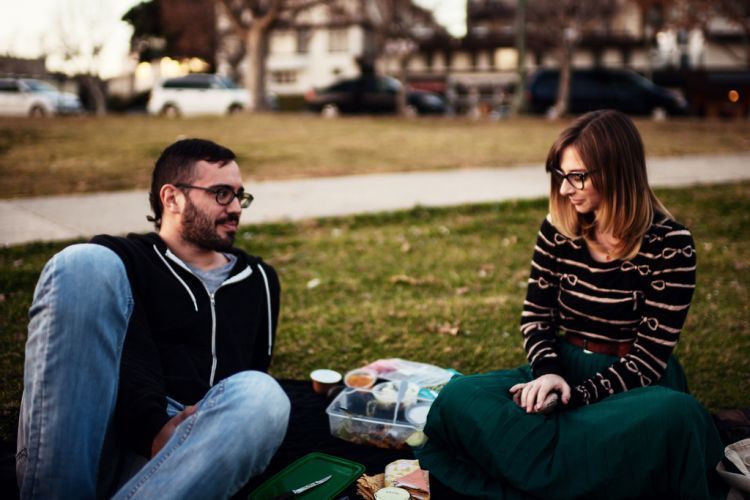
[0,78,83,117]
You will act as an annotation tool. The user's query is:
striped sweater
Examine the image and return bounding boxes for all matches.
[520,215,696,406]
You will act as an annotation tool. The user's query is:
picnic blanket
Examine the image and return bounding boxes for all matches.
[238,379,469,499]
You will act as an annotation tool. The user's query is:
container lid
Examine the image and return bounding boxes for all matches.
[248,452,364,499]
[310,369,342,384]
[374,486,411,499]
[405,403,431,426]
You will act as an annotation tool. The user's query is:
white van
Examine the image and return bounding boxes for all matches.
[147,74,250,117]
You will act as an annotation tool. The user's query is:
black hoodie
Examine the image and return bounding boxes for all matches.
[91,233,280,456]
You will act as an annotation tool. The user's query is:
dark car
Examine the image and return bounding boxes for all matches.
[304,75,446,116]
[526,68,688,117]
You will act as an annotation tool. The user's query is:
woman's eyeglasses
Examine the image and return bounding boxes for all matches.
[176,184,254,208]
[551,168,598,190]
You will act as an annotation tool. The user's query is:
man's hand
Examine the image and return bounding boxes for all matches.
[509,374,571,413]
[151,405,197,457]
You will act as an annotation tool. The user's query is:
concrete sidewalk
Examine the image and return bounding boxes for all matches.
[1,153,749,246]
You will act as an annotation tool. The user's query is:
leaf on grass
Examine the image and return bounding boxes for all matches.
[389,274,436,286]
[400,241,411,253]
[306,278,321,289]
[429,320,461,336]
[455,286,471,296]
[272,253,295,265]
[478,263,495,278]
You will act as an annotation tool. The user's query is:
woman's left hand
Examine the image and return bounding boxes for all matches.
[510,374,571,413]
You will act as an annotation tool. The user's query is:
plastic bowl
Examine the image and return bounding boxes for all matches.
[343,368,378,389]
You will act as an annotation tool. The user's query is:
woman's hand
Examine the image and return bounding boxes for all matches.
[510,374,571,413]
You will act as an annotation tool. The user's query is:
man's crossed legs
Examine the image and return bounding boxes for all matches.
[16,244,290,499]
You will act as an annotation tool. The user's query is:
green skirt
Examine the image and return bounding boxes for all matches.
[415,342,726,499]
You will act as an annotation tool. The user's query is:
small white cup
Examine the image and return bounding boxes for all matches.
[309,369,342,395]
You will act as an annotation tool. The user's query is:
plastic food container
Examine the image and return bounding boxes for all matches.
[325,382,433,450]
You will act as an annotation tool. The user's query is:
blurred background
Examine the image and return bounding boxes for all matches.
[1,0,749,120]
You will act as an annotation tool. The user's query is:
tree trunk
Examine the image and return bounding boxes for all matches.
[243,24,270,112]
[82,75,107,116]
[512,0,527,115]
[552,36,574,118]
[397,57,408,116]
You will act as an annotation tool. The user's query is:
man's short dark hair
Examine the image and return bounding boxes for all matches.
[148,138,236,229]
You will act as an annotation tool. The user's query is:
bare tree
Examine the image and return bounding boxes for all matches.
[216,0,332,111]
[714,0,750,66]
[634,0,749,67]
[356,0,448,115]
[526,0,619,118]
[638,0,748,68]
[48,0,119,115]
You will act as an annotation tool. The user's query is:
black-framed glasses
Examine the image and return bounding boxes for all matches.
[176,184,254,208]
[551,168,599,190]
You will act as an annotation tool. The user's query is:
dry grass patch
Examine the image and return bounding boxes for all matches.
[1,114,749,198]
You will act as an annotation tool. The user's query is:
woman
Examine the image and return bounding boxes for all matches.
[415,110,726,499]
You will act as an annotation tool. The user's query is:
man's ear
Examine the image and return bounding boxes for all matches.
[160,184,184,214]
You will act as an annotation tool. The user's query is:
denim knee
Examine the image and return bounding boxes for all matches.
[51,243,126,286]
[29,243,132,350]
[222,371,290,441]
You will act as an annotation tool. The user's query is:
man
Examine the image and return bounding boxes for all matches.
[16,139,290,499]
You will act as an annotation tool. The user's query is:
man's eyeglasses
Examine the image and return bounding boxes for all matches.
[551,168,599,190]
[175,184,254,208]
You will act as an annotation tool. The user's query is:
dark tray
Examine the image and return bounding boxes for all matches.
[248,451,364,500]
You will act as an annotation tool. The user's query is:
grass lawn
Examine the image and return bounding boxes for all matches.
[1,182,748,443]
[1,114,749,198]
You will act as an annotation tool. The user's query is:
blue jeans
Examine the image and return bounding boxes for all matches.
[16,244,291,499]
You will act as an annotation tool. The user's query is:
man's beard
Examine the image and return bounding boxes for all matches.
[181,198,239,251]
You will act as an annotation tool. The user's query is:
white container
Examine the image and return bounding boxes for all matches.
[325,383,433,450]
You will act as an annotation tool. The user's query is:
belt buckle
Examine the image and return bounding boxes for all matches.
[582,339,593,355]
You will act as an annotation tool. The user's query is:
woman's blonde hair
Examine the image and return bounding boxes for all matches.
[545,110,671,260]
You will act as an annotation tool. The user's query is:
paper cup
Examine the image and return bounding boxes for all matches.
[309,369,342,395]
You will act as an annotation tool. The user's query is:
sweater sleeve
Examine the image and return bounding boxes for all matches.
[520,219,563,378]
[91,235,170,457]
[569,226,697,407]
[115,297,171,456]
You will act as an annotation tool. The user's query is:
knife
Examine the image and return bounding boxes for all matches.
[270,474,332,500]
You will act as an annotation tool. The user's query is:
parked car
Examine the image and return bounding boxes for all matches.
[147,73,250,117]
[526,68,688,117]
[0,78,83,117]
[304,76,446,116]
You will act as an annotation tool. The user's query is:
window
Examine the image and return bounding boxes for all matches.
[297,28,312,54]
[0,79,19,92]
[328,28,348,52]
[272,71,297,85]
[163,76,212,89]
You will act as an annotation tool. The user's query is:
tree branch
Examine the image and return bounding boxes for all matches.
[218,0,249,37]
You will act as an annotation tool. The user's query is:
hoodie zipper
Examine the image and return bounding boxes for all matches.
[208,292,218,386]
[158,246,271,388]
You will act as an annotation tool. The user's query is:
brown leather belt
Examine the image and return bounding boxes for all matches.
[563,333,633,357]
